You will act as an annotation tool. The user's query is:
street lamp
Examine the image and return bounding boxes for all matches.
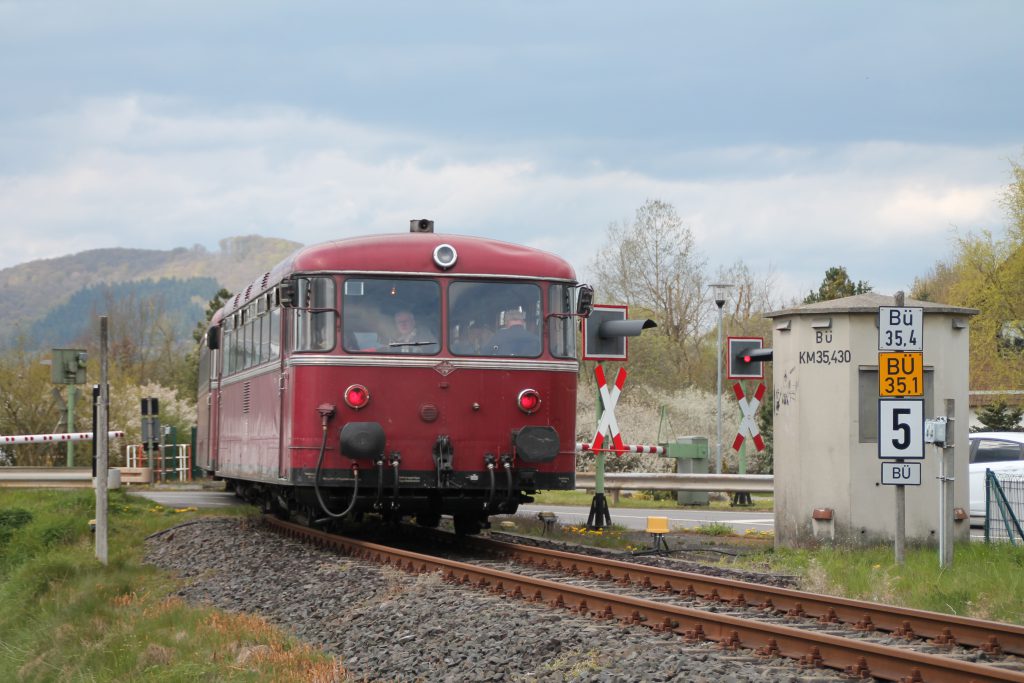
[710,283,733,474]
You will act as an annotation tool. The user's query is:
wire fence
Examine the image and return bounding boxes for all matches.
[985,470,1024,544]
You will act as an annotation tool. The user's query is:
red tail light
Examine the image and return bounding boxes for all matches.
[344,384,370,410]
[517,388,541,414]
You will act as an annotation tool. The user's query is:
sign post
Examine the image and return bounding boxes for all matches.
[51,348,87,467]
[878,293,924,565]
[581,304,656,531]
[727,338,770,506]
[141,397,160,481]
[587,364,627,530]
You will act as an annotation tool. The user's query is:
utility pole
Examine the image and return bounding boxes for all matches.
[710,284,733,474]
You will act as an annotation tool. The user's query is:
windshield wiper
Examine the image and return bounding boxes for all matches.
[388,341,437,347]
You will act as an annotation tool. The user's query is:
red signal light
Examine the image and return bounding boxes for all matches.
[344,384,370,410]
[517,388,541,414]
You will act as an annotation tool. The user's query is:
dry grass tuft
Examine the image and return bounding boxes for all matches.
[138,642,174,667]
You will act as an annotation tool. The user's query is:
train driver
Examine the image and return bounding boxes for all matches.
[485,308,539,356]
[388,309,438,353]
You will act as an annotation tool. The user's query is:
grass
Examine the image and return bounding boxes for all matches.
[515,498,1024,625]
[6,487,1021,682]
[733,541,1024,625]
[0,489,348,682]
[532,489,774,512]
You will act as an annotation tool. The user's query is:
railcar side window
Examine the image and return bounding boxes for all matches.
[294,277,337,352]
[219,294,282,377]
[342,278,440,354]
[269,307,280,360]
[197,337,211,394]
[548,284,577,359]
[449,282,542,357]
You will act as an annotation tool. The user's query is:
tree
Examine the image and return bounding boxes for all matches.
[803,266,871,304]
[167,288,233,400]
[193,288,232,344]
[972,399,1023,432]
[916,156,1024,391]
[590,199,710,389]
[0,344,65,465]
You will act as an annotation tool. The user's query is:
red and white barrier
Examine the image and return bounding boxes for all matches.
[576,442,665,455]
[1,431,125,445]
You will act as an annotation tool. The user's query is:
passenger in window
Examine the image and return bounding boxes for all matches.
[388,309,438,353]
[453,322,491,355]
[485,309,539,356]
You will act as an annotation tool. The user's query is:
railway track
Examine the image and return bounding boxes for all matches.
[264,515,1024,682]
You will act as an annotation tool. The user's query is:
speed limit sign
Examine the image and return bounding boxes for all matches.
[878,398,924,459]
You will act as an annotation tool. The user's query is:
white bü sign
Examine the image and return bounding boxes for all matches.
[732,382,766,452]
[591,365,627,455]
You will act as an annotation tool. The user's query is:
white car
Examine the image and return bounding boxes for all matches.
[968,432,1024,525]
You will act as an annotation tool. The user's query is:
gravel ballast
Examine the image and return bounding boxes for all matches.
[144,517,861,682]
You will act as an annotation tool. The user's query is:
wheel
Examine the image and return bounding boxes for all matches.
[416,512,441,528]
[453,514,482,536]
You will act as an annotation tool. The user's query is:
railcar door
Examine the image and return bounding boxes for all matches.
[199,327,222,473]
[273,299,289,480]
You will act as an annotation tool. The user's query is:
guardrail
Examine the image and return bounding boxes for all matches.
[575,472,773,493]
[0,468,774,495]
[0,467,122,489]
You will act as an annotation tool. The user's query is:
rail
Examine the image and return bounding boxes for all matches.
[267,517,1024,683]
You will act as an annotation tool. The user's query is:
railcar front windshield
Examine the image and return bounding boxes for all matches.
[449,282,542,357]
[343,278,441,354]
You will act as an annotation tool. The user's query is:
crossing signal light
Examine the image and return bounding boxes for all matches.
[728,337,772,379]
[582,305,657,361]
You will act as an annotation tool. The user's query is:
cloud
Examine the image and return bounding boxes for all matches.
[0,97,1016,302]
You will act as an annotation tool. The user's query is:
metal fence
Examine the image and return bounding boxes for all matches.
[985,470,1024,544]
[125,444,192,482]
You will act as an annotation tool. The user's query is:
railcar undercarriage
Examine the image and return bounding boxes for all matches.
[225,476,533,536]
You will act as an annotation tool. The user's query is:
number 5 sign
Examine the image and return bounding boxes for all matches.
[878,398,924,459]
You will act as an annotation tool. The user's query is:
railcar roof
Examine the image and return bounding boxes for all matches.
[283,233,574,278]
[218,232,577,319]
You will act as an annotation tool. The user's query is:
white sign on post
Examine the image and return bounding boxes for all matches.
[878,398,925,459]
[881,461,922,486]
[879,306,924,351]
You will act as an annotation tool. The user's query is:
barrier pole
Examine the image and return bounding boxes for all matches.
[66,386,76,467]
[95,316,109,565]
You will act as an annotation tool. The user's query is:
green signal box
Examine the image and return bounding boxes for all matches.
[662,436,709,505]
[51,348,88,385]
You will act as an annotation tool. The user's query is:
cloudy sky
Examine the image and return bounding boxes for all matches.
[1,1,1021,301]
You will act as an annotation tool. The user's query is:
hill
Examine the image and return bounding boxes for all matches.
[25,277,222,350]
[0,236,301,350]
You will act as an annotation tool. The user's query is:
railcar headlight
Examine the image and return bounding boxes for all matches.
[517,388,541,414]
[433,243,458,270]
[344,384,370,410]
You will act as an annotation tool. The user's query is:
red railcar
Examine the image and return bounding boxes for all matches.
[196,222,589,533]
